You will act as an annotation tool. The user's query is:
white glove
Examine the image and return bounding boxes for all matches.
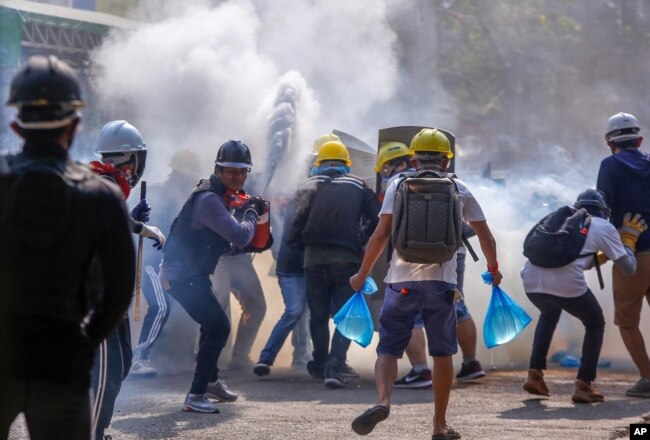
[140,224,165,250]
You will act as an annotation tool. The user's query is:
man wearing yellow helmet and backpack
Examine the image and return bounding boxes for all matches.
[287,140,380,389]
[374,136,487,391]
[350,128,502,439]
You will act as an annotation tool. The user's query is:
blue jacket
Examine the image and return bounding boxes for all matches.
[597,148,650,252]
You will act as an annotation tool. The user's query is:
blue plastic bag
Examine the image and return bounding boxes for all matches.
[482,276,532,349]
[333,277,377,348]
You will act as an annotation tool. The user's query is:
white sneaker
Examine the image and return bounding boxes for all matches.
[130,358,157,378]
[206,379,238,402]
[182,393,220,413]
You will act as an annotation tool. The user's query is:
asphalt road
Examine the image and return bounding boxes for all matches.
[8,365,649,439]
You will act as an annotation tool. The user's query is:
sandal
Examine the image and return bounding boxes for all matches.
[351,405,389,435]
[431,426,461,439]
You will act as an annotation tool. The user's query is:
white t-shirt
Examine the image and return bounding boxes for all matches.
[520,216,627,298]
[380,176,486,284]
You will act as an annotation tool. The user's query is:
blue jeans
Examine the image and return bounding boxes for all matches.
[259,276,308,364]
[169,275,230,394]
[526,289,605,382]
[455,253,471,321]
[305,263,359,367]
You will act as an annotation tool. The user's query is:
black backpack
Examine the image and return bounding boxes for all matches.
[523,206,603,288]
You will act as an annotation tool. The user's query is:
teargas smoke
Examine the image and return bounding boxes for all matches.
[257,71,318,197]
[83,0,650,372]
[90,0,403,183]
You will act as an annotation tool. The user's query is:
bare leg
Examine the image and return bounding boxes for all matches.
[375,354,398,408]
[432,355,454,436]
[620,327,650,378]
[404,328,428,366]
[457,317,477,359]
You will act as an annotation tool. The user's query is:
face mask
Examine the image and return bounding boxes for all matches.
[309,165,351,176]
[380,175,392,194]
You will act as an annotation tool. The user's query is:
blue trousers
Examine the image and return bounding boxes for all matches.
[259,275,309,364]
[134,264,171,361]
[169,275,230,394]
[91,316,132,439]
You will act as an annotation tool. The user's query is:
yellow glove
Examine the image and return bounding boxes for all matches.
[619,212,648,252]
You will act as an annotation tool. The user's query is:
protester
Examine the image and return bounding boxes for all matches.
[288,140,380,388]
[159,140,267,413]
[349,128,502,439]
[131,149,203,378]
[0,55,134,440]
[376,143,486,388]
[521,189,639,403]
[90,120,166,439]
[597,112,650,398]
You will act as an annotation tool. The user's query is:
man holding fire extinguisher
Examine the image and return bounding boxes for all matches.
[159,139,272,414]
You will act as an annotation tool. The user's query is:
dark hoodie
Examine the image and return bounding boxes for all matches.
[597,148,650,252]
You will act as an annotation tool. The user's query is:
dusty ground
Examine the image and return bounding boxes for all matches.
[8,255,650,439]
[8,366,650,439]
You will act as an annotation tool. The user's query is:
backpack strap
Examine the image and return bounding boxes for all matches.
[462,235,479,262]
[575,215,604,290]
[446,174,479,262]
[386,173,409,263]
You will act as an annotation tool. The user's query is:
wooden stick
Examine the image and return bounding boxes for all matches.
[134,181,146,321]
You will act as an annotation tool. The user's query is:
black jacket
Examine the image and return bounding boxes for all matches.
[276,200,303,276]
[162,174,232,277]
[0,141,135,382]
[288,170,379,255]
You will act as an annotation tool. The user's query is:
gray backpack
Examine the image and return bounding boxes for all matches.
[391,170,463,264]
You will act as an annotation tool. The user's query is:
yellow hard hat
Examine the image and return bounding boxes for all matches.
[312,133,341,154]
[410,128,453,159]
[375,142,413,173]
[170,149,201,176]
[315,141,352,166]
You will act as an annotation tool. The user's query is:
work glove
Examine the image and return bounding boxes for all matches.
[619,212,648,252]
[244,195,267,218]
[140,224,166,250]
[130,199,151,223]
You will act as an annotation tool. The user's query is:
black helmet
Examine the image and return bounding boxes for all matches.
[7,55,84,129]
[575,188,610,218]
[215,140,252,169]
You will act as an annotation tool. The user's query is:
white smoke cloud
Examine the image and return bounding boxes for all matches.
[92,0,279,180]
[254,0,399,141]
[91,0,407,182]
[90,0,643,370]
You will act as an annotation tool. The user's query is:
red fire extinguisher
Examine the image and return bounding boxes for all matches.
[249,200,271,250]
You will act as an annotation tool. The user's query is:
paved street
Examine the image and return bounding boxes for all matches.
[9,366,649,439]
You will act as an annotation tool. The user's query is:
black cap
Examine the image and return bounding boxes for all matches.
[215,140,252,169]
[7,55,84,129]
[575,188,610,217]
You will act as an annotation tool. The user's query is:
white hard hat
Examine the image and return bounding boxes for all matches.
[95,120,147,187]
[605,112,641,142]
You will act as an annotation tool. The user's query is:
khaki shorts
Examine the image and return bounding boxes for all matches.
[613,253,650,328]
